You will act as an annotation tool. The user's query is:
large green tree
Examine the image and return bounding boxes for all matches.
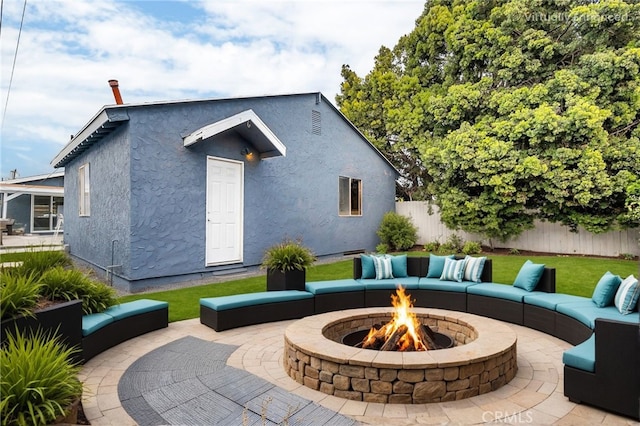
[337,0,640,242]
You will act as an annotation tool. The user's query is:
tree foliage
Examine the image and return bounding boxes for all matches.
[337,0,640,241]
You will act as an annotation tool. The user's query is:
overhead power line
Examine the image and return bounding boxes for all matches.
[2,0,28,129]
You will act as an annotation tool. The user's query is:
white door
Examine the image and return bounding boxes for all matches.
[206,156,243,265]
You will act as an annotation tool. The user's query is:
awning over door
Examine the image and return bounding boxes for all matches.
[182,109,286,159]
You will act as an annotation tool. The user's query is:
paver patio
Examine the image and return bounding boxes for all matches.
[79,317,639,425]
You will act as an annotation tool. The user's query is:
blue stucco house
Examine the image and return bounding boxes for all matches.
[51,93,398,292]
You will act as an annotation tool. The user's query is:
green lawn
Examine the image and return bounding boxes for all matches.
[120,254,638,322]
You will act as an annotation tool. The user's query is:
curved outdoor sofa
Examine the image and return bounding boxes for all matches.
[199,254,639,420]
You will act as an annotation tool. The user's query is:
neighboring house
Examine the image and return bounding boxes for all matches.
[51,93,398,292]
[0,171,64,234]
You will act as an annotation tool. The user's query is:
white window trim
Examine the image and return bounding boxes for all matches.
[79,163,90,216]
[339,176,363,217]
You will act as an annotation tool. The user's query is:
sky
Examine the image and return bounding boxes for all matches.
[0,0,425,179]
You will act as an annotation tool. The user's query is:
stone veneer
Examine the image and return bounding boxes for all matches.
[284,308,517,404]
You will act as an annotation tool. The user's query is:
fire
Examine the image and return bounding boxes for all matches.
[362,287,428,351]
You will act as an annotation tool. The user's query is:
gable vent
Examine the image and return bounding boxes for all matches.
[312,110,321,135]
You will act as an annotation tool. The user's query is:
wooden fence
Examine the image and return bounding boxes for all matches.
[396,201,640,257]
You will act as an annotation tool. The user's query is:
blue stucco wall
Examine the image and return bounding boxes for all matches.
[62,94,397,291]
[64,125,131,278]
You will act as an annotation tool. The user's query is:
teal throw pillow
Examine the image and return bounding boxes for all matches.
[614,274,640,314]
[463,255,486,283]
[360,255,375,279]
[390,254,408,278]
[440,257,467,283]
[427,254,455,278]
[513,260,545,292]
[591,271,622,308]
[372,255,394,280]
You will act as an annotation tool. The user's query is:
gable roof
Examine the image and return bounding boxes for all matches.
[51,92,399,175]
[183,109,286,159]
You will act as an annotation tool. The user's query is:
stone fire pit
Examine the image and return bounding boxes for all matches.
[284,308,518,404]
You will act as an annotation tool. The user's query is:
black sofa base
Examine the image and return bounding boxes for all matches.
[82,308,168,362]
[200,298,314,332]
[412,290,467,312]
[523,304,556,335]
[467,294,523,325]
[554,312,593,346]
[314,291,365,314]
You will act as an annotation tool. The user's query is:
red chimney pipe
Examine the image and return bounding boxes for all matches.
[108,79,123,105]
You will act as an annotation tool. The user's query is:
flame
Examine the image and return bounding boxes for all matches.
[362,286,427,351]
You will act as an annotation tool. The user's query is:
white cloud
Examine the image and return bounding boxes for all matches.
[0,0,424,177]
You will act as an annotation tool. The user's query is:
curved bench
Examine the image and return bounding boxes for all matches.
[198,255,639,419]
[82,299,169,362]
[200,290,314,331]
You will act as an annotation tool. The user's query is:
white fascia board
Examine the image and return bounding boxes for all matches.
[183,109,286,157]
[50,109,110,167]
[0,184,64,197]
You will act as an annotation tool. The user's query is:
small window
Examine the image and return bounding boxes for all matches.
[79,163,90,216]
[339,176,362,216]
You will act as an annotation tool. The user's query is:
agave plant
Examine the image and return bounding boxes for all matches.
[0,329,82,426]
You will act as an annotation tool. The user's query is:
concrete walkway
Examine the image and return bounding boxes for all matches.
[0,234,64,252]
[79,317,638,425]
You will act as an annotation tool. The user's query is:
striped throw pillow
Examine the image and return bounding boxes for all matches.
[372,255,394,280]
[440,257,467,282]
[463,256,486,282]
[614,275,640,315]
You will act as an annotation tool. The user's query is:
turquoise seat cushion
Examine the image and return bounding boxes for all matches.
[82,313,115,336]
[562,335,595,372]
[556,301,640,328]
[200,290,313,311]
[523,293,588,310]
[358,277,420,290]
[591,271,622,307]
[306,279,364,295]
[103,299,169,321]
[418,278,479,293]
[467,283,536,302]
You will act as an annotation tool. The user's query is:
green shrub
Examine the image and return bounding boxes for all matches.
[16,249,70,278]
[39,267,117,315]
[436,234,467,254]
[423,240,440,253]
[0,329,82,426]
[462,241,483,255]
[261,239,316,272]
[0,271,42,321]
[376,212,418,251]
[375,243,389,254]
[509,248,521,255]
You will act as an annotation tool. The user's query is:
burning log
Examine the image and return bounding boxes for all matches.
[361,325,386,350]
[417,324,439,350]
[380,324,408,351]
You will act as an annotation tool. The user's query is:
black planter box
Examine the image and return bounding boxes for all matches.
[267,268,306,291]
[1,299,83,361]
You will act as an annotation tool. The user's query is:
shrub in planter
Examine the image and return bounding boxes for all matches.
[1,328,82,426]
[376,212,418,252]
[39,267,118,314]
[16,249,70,279]
[261,239,316,291]
[0,271,42,321]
